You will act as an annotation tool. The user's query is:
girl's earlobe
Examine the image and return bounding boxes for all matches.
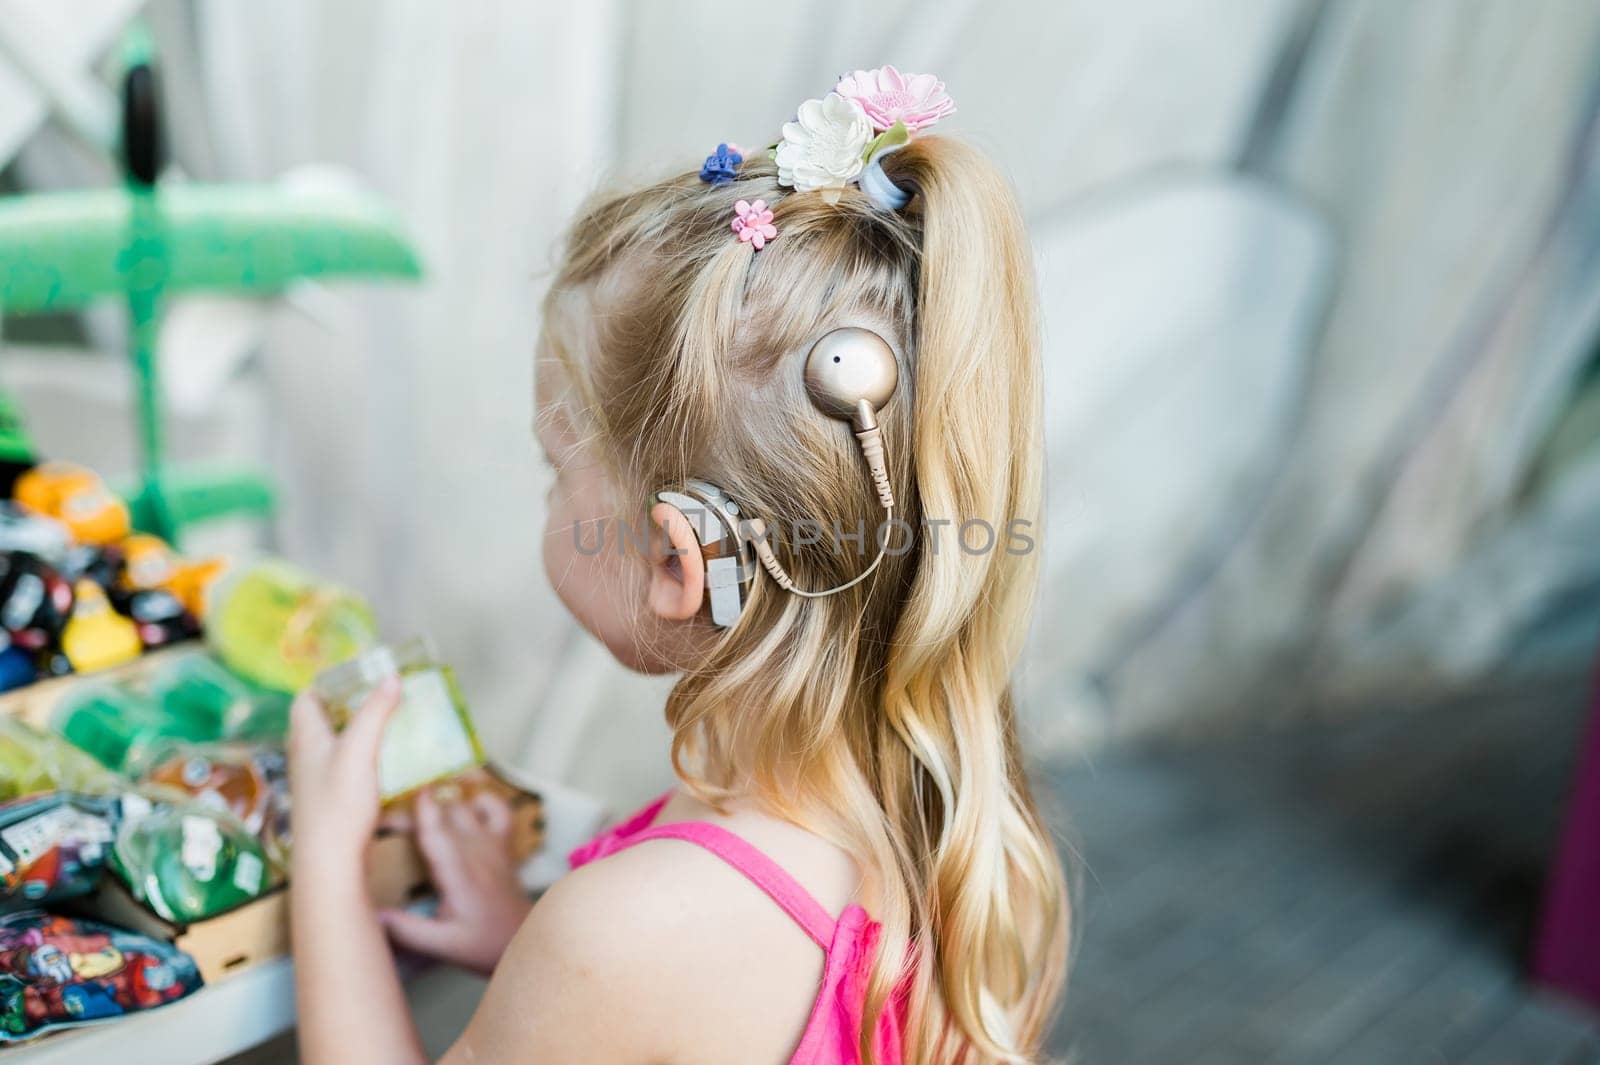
[648,501,706,621]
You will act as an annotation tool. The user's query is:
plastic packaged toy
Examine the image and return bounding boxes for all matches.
[117,588,200,651]
[0,911,202,1041]
[110,804,271,922]
[13,462,130,546]
[0,553,73,653]
[119,535,224,619]
[0,794,119,909]
[314,637,485,802]
[206,559,377,693]
[59,543,124,590]
[52,690,152,773]
[0,503,69,565]
[0,719,118,802]
[53,685,222,775]
[141,743,289,855]
[60,581,142,674]
[147,655,256,738]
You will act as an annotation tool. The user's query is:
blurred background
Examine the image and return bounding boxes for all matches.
[4,0,1600,1062]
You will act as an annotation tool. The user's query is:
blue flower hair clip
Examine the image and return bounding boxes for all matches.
[699,142,744,186]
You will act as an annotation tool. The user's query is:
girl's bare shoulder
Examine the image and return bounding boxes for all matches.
[451,795,856,1063]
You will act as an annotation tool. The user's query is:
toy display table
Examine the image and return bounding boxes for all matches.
[0,772,604,1063]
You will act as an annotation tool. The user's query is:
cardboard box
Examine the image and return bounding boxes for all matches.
[68,776,544,983]
[1,647,546,983]
[69,876,291,984]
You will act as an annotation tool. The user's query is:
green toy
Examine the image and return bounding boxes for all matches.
[53,681,225,775]
[0,29,421,543]
[110,804,271,922]
[147,654,279,741]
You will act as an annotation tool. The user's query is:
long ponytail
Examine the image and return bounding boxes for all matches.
[857,137,1067,1062]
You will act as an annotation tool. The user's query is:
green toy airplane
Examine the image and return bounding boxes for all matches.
[0,34,421,543]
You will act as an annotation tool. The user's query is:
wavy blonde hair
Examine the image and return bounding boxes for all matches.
[543,136,1068,1064]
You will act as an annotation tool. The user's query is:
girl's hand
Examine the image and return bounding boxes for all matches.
[378,788,533,976]
[287,677,402,879]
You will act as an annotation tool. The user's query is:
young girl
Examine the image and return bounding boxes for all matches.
[287,66,1068,1065]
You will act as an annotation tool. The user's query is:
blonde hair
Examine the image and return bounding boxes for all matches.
[543,137,1068,1064]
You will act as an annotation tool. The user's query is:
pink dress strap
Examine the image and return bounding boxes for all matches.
[569,791,905,1064]
[617,821,838,948]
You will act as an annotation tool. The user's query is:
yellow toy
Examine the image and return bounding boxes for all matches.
[14,462,130,545]
[60,580,141,673]
[119,534,225,617]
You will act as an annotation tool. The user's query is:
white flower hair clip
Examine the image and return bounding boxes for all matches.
[772,64,954,207]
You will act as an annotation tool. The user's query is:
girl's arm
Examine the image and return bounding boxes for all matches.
[287,683,760,1064]
[288,679,428,1065]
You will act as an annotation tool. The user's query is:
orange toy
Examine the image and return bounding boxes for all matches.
[119,534,225,617]
[14,462,130,545]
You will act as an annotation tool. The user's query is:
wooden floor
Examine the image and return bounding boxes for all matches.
[1041,675,1600,1065]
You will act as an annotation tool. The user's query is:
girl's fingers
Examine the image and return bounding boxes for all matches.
[288,692,334,754]
[414,790,471,897]
[472,792,513,838]
[338,675,403,769]
[378,908,461,961]
[415,787,443,832]
[446,798,480,836]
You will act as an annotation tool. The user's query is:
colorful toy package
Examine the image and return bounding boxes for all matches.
[0,552,74,655]
[110,804,272,923]
[0,794,118,910]
[0,911,201,1041]
[206,559,377,693]
[51,656,291,778]
[149,654,289,742]
[141,743,290,861]
[52,686,215,776]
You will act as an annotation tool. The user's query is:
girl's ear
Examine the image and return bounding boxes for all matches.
[647,501,706,621]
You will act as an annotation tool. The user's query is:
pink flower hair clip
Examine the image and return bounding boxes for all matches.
[768,64,954,206]
[731,199,778,250]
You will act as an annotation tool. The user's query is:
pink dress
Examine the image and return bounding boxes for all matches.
[569,792,904,1065]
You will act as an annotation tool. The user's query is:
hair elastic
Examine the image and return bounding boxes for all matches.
[859,149,911,211]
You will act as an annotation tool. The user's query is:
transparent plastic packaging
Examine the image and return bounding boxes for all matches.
[110,803,273,923]
[0,717,119,801]
[0,793,119,908]
[49,655,288,775]
[52,685,220,775]
[205,559,378,694]
[140,742,290,863]
[313,637,485,802]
